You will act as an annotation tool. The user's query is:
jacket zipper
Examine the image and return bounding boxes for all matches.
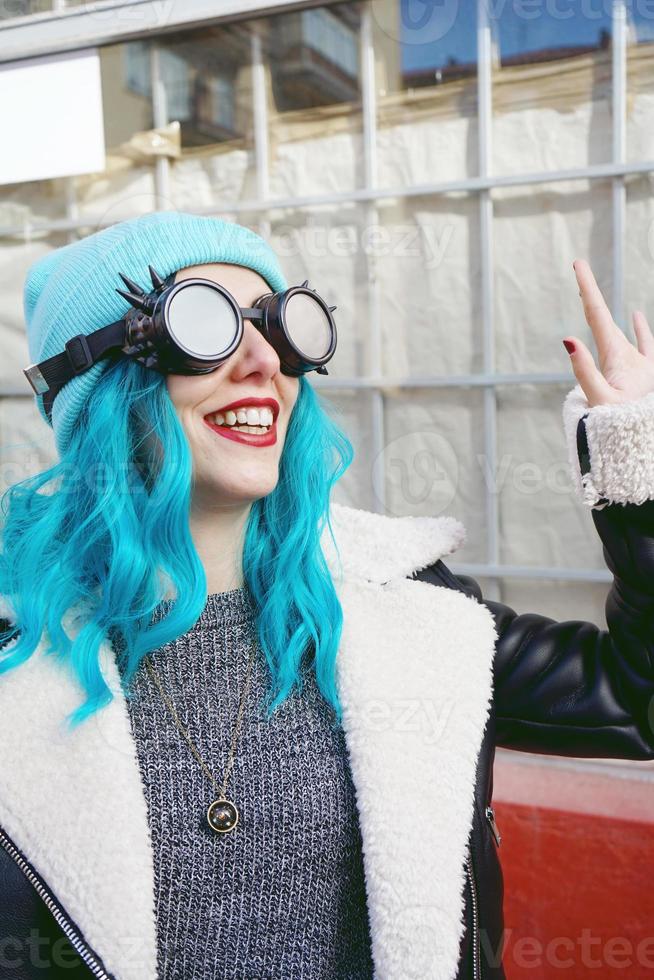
[466,848,482,980]
[485,805,502,847]
[0,825,112,980]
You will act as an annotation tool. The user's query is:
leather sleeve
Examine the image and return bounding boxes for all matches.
[438,388,654,760]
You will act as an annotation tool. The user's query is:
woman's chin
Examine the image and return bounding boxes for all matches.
[195,468,279,504]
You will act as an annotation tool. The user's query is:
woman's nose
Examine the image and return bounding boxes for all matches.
[231,321,281,378]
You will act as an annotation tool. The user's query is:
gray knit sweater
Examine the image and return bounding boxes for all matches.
[114,587,374,979]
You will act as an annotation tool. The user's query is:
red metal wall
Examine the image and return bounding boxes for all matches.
[493,752,654,979]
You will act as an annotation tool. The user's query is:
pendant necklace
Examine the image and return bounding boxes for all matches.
[144,644,256,834]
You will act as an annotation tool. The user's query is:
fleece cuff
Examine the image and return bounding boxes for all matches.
[562,384,654,508]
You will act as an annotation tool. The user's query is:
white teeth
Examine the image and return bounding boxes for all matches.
[208,405,275,428]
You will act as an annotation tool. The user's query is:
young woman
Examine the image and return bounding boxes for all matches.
[0,210,652,980]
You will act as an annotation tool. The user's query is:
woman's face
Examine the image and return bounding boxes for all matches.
[165,262,300,509]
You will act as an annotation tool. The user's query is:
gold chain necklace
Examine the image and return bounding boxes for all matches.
[144,644,256,834]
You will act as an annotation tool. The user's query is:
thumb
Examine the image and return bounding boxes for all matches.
[563,336,615,406]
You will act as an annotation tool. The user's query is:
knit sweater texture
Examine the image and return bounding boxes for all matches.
[114,587,374,979]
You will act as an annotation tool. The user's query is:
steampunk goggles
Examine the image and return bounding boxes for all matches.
[24,265,338,422]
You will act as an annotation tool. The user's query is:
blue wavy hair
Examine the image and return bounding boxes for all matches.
[0,358,353,729]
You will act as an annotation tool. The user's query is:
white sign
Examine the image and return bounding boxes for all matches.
[0,47,105,186]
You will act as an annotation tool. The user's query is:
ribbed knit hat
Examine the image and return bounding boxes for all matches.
[23,210,288,456]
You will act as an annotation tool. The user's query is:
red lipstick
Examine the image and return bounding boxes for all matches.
[211,397,279,420]
[203,396,279,448]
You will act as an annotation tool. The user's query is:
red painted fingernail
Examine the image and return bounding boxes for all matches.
[563,339,576,355]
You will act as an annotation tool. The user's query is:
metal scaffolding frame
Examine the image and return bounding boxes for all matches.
[0,0,332,62]
[2,0,652,592]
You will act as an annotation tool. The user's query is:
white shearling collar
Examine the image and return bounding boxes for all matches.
[321,501,466,583]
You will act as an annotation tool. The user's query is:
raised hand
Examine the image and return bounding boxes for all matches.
[563,259,654,408]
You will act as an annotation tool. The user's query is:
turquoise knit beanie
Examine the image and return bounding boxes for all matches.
[23,210,288,456]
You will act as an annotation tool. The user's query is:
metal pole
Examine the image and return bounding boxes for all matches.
[612,0,627,328]
[478,0,500,600]
[150,42,171,210]
[360,2,385,514]
[251,23,271,238]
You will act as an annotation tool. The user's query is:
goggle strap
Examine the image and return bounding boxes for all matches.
[26,319,125,420]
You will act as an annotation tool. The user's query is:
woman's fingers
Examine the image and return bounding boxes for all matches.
[568,260,654,406]
[633,310,654,360]
[563,336,619,407]
[573,259,626,357]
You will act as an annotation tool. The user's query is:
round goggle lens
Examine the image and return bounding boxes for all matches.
[284,292,333,359]
[167,284,239,357]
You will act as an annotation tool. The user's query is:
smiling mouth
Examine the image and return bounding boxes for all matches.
[204,403,277,432]
[203,415,278,447]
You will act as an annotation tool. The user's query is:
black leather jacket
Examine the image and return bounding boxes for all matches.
[413,419,654,979]
[1,418,653,980]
